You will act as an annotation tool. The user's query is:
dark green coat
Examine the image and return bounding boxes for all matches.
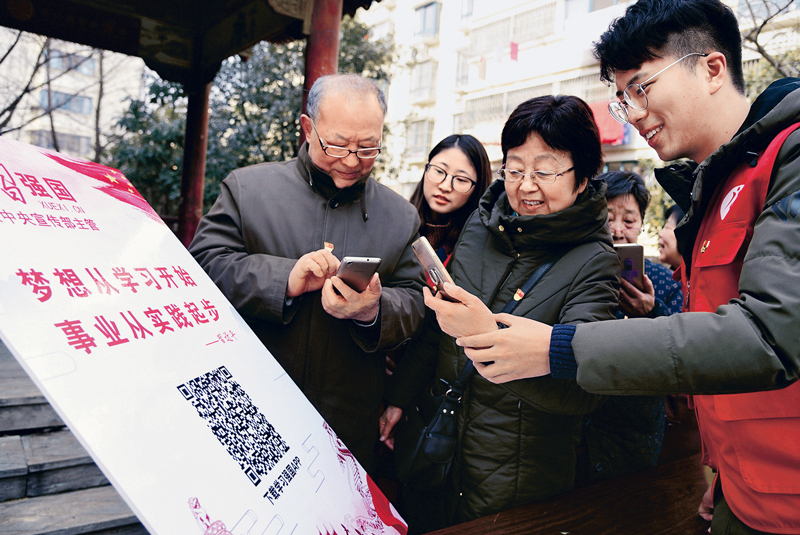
[391,178,620,523]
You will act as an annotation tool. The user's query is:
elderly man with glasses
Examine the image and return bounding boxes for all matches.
[190,74,426,471]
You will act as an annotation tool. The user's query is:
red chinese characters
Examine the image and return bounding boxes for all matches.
[16,268,52,302]
[15,265,201,302]
[55,301,222,355]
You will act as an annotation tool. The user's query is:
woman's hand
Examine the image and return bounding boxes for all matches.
[423,283,498,339]
[619,273,655,317]
[379,405,403,450]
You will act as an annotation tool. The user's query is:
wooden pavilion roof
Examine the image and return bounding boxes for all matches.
[0,0,374,90]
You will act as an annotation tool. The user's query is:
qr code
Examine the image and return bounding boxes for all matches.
[177,366,289,486]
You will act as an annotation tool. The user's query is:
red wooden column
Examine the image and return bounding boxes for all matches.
[299,0,343,146]
[177,81,211,247]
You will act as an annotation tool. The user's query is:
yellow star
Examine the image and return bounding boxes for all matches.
[104,172,118,183]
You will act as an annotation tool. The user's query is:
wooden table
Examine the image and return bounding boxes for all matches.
[426,452,710,535]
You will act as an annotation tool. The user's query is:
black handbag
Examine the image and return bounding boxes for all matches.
[393,256,562,487]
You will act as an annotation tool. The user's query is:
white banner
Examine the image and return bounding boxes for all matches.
[0,138,406,535]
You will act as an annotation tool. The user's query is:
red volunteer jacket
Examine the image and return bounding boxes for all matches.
[682,123,800,533]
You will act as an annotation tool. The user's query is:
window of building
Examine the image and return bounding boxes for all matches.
[456,52,469,87]
[40,90,93,114]
[591,0,619,11]
[453,113,463,135]
[47,50,96,75]
[415,3,439,38]
[560,72,614,103]
[29,130,92,155]
[470,18,511,56]
[370,21,394,40]
[565,0,590,18]
[461,0,473,19]
[464,93,504,129]
[469,3,556,56]
[410,61,437,102]
[505,84,553,114]
[406,120,434,158]
[739,0,796,20]
[512,3,557,44]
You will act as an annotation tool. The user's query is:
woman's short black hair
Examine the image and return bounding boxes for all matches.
[600,170,650,219]
[593,0,744,94]
[665,203,685,224]
[409,134,492,245]
[501,95,603,191]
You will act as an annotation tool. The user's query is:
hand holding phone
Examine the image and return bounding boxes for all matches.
[411,236,459,302]
[335,257,381,292]
[614,243,644,291]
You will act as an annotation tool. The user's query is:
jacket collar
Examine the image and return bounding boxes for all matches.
[478,177,612,254]
[297,142,371,221]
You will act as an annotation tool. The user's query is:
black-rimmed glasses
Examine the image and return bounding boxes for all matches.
[310,119,382,159]
[608,52,709,125]
[497,165,574,184]
[425,164,476,193]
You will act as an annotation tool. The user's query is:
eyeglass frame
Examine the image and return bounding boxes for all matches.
[424,163,476,193]
[607,52,709,125]
[309,118,382,159]
[497,164,575,185]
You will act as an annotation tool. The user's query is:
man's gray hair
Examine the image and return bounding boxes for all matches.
[306,74,387,120]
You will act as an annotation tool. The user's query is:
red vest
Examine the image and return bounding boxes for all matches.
[683,123,800,533]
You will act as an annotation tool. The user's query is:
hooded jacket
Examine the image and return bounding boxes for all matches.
[392,178,620,523]
[572,79,800,533]
[190,143,426,469]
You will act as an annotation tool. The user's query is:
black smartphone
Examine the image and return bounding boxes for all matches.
[614,243,644,290]
[411,236,459,302]
[336,257,381,292]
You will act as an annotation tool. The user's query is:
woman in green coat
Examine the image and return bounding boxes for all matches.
[384,95,621,531]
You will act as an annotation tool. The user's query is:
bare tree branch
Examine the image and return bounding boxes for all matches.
[0,39,47,131]
[740,0,797,78]
[0,29,23,66]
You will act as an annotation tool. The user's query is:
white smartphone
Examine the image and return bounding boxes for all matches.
[614,243,644,290]
[336,257,381,292]
[411,236,458,302]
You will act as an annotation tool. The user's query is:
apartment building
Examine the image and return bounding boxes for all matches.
[359,0,797,200]
[0,29,145,161]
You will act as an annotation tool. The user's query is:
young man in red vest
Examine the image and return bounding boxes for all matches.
[424,0,800,532]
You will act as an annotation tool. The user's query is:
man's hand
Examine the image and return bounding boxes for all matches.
[619,273,655,317]
[287,249,340,298]
[321,273,381,322]
[698,484,714,523]
[424,282,497,339]
[379,405,403,450]
[457,314,552,383]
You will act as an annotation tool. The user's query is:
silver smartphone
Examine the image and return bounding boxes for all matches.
[614,243,644,290]
[336,257,381,292]
[411,236,458,302]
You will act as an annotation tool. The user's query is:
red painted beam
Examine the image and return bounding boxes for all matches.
[299,0,343,147]
[177,82,211,247]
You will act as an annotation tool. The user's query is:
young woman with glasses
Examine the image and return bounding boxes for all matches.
[375,134,491,521]
[379,134,491,447]
[408,135,492,263]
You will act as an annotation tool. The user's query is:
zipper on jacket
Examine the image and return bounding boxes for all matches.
[487,257,517,306]
[685,280,690,310]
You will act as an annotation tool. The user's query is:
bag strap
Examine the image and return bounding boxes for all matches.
[450,250,567,395]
